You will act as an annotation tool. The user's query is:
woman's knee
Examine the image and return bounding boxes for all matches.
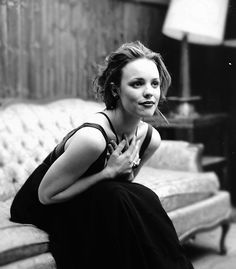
[91,180,129,204]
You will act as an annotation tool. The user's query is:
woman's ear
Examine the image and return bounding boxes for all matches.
[111,82,120,99]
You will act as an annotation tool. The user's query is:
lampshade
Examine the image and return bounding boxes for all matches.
[161,0,229,118]
[224,0,236,47]
[163,0,229,45]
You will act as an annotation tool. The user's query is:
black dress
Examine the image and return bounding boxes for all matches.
[10,121,194,269]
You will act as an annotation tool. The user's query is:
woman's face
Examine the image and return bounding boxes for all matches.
[117,58,160,118]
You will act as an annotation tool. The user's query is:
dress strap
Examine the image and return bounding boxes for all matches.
[139,124,153,158]
[97,112,119,144]
[63,122,109,145]
[54,122,110,157]
[78,123,109,144]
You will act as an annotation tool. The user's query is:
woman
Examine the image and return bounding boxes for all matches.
[10,41,194,268]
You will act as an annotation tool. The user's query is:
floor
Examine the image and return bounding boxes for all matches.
[186,210,236,269]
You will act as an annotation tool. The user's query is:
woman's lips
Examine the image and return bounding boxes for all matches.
[139,101,155,107]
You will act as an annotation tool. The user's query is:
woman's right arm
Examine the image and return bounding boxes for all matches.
[38,127,109,204]
[38,127,139,205]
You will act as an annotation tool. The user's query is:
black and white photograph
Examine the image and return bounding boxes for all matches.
[0,0,235,268]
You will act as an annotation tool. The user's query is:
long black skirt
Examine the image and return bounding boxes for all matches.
[32,180,194,269]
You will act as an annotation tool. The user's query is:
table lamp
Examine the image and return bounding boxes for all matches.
[224,0,236,47]
[162,0,229,118]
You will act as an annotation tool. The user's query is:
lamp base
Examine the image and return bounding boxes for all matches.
[167,96,201,119]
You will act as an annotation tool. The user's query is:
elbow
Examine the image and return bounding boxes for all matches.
[38,192,50,205]
[38,186,53,205]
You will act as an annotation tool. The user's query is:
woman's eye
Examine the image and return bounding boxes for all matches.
[131,81,143,88]
[152,81,160,88]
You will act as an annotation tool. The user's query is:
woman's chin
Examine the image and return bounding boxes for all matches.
[138,110,156,118]
[141,107,157,116]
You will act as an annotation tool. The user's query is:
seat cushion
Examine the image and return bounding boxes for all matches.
[168,191,232,241]
[134,167,219,212]
[0,253,55,269]
[0,200,49,267]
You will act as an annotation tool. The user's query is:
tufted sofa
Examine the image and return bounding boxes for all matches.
[0,97,232,268]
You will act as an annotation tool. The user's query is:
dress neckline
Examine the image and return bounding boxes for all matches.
[97,111,138,145]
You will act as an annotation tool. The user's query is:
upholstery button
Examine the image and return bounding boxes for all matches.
[3,142,8,149]
[17,159,23,165]
[21,141,25,147]
[39,140,44,146]
[38,122,44,130]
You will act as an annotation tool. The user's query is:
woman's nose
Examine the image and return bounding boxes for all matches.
[143,84,153,96]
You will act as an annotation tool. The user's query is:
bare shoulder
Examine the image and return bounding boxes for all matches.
[64,123,107,154]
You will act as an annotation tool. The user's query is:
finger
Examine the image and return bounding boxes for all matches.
[124,134,137,155]
[129,138,140,158]
[129,149,141,169]
[106,151,110,158]
[122,134,129,152]
[107,143,114,155]
[133,153,141,165]
[129,131,138,145]
[113,139,127,155]
[132,147,140,161]
[127,171,134,182]
[109,140,117,151]
[126,140,140,166]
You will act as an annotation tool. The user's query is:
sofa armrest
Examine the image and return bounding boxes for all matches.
[145,140,204,172]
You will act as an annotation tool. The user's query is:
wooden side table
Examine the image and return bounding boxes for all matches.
[145,113,229,189]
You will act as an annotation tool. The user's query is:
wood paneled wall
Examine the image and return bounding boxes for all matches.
[0,0,166,100]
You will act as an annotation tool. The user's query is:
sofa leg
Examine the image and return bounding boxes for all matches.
[220,222,230,255]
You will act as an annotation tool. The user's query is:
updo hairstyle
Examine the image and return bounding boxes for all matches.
[93,41,171,110]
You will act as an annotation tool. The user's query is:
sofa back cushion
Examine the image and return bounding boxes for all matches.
[146,140,203,172]
[0,98,104,201]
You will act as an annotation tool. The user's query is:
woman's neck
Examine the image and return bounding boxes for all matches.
[106,108,140,141]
